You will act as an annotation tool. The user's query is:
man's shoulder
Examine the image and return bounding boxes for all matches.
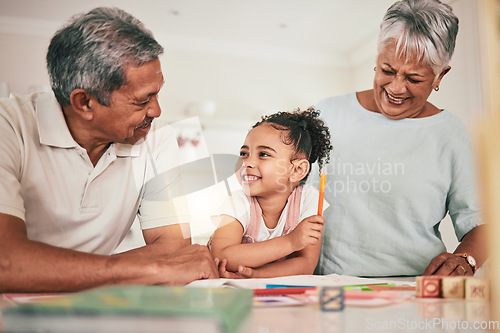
[0,93,44,141]
[0,93,37,120]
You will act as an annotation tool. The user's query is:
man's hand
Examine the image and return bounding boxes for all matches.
[151,244,219,285]
[422,252,474,276]
[287,215,325,252]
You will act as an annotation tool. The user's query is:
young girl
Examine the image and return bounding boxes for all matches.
[210,107,332,278]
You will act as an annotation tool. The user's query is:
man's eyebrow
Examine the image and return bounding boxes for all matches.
[135,82,164,103]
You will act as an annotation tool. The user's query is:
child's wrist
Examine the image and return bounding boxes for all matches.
[285,233,298,252]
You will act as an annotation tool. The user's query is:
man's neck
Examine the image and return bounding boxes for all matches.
[62,105,110,167]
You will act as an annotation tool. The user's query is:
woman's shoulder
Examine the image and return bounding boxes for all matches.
[314,93,361,126]
[315,92,357,112]
[420,106,470,134]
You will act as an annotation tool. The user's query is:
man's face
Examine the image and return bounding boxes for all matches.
[91,58,164,145]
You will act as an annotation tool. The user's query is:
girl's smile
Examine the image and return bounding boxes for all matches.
[237,123,296,198]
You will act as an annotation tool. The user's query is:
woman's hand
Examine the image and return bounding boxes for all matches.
[287,215,325,252]
[422,252,474,276]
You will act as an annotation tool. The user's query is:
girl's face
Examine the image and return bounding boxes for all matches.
[237,123,296,197]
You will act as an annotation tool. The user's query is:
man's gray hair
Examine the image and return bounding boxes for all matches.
[378,0,459,75]
[46,7,164,107]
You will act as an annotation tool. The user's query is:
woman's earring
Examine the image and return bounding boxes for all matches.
[434,86,440,92]
[374,67,377,72]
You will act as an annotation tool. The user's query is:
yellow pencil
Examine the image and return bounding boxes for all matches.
[317,166,327,216]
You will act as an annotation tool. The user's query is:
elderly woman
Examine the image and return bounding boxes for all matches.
[315,0,485,277]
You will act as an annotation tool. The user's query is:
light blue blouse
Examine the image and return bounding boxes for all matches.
[313,92,482,277]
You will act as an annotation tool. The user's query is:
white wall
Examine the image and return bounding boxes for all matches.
[0,33,350,124]
[0,33,51,95]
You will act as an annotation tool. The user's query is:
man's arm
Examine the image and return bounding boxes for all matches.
[115,223,191,258]
[0,213,218,293]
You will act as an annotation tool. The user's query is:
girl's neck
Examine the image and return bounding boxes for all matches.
[256,186,296,229]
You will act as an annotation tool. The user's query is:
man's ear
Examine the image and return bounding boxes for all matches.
[69,89,95,121]
[290,159,310,183]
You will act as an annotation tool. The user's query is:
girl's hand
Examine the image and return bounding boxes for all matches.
[288,215,325,252]
[236,265,255,278]
[217,258,253,279]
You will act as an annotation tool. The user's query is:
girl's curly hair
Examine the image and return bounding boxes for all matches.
[253,107,333,181]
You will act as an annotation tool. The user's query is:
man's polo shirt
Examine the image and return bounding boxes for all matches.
[0,92,188,255]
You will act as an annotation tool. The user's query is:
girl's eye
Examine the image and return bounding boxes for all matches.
[259,152,270,157]
[382,69,394,75]
[239,151,248,157]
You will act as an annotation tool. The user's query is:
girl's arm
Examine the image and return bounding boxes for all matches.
[231,236,322,278]
[211,214,324,273]
[210,215,295,272]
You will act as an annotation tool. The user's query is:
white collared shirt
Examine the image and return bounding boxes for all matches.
[0,92,188,254]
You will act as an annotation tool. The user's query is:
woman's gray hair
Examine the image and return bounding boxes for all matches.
[46,7,164,107]
[378,0,459,75]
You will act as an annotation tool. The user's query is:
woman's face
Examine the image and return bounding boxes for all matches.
[373,43,449,120]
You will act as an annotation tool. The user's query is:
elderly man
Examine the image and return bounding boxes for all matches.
[0,7,218,292]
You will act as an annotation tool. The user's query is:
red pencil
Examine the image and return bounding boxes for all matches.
[253,287,316,296]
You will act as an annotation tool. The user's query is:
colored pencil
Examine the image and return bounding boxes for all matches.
[317,166,327,215]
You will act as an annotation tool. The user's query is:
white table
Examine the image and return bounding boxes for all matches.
[240,297,491,333]
[0,275,494,333]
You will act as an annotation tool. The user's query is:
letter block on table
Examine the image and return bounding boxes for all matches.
[465,277,489,301]
[320,287,344,311]
[416,276,442,298]
[441,276,465,298]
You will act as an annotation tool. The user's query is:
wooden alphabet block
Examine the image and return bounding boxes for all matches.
[441,276,465,298]
[320,287,344,311]
[416,276,442,298]
[465,277,489,301]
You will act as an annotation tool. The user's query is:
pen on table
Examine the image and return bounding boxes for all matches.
[254,287,410,301]
[317,166,327,216]
[343,284,394,291]
[265,284,315,289]
[305,289,410,301]
[253,287,316,296]
[342,284,415,291]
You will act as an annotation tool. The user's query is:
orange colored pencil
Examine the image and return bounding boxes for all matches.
[317,166,326,216]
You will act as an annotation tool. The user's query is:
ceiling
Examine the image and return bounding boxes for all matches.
[0,0,400,67]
